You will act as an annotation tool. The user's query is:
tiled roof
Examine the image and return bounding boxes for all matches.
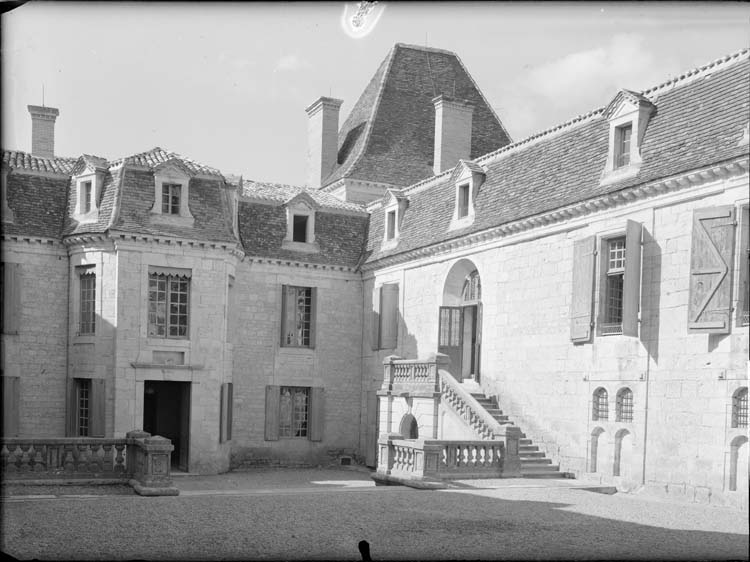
[241,179,366,214]
[322,43,512,188]
[2,150,77,175]
[110,147,222,177]
[364,50,750,265]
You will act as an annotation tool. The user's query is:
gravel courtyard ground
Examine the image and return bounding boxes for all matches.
[1,468,748,561]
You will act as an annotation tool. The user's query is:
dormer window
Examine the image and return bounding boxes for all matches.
[601,90,655,184]
[151,162,193,222]
[74,171,104,222]
[282,192,319,253]
[382,190,408,248]
[448,160,485,231]
[615,124,632,169]
[2,169,14,223]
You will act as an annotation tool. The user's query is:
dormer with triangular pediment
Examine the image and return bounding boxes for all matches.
[448,159,486,231]
[150,158,195,223]
[72,155,108,223]
[282,191,321,253]
[600,89,656,185]
[382,189,409,249]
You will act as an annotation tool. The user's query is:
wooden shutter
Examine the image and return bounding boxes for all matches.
[2,376,20,437]
[309,288,317,348]
[364,391,378,467]
[66,379,77,437]
[688,206,736,333]
[3,262,20,334]
[622,220,643,337]
[371,285,381,351]
[570,236,597,342]
[220,382,233,443]
[380,284,399,350]
[280,286,289,347]
[90,379,105,437]
[264,385,280,441]
[736,206,749,325]
[309,387,325,442]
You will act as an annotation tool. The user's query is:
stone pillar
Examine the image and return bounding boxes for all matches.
[500,426,522,478]
[126,430,179,496]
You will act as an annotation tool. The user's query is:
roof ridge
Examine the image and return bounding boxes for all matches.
[394,42,458,56]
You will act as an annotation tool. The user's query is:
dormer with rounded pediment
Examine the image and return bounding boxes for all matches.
[448,159,485,232]
[282,191,320,253]
[382,189,409,250]
[600,90,656,185]
[150,158,195,225]
[72,156,107,223]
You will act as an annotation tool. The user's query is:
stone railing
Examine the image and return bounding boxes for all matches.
[1,430,178,496]
[378,436,510,480]
[438,369,505,439]
[381,354,447,394]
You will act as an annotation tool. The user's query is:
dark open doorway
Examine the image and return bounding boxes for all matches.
[143,381,190,471]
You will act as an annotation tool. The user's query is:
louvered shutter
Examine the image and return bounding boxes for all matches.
[736,206,749,325]
[280,286,289,347]
[309,288,317,348]
[622,220,643,337]
[371,285,381,351]
[90,379,105,437]
[220,382,233,443]
[66,379,77,437]
[264,385,280,441]
[309,387,325,442]
[380,284,399,350]
[570,236,597,342]
[2,376,20,437]
[688,206,735,334]
[3,263,20,334]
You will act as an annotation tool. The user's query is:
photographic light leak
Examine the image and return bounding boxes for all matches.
[341,1,385,39]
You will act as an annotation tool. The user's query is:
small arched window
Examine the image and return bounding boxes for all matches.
[616,388,634,423]
[592,388,608,421]
[462,270,481,302]
[732,387,748,429]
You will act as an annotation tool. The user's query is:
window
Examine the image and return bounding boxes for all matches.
[2,262,20,334]
[386,210,396,241]
[733,387,748,429]
[615,125,632,169]
[592,387,608,421]
[264,385,324,442]
[281,285,316,348]
[462,269,481,302]
[457,184,470,218]
[602,237,626,335]
[616,388,634,422]
[76,378,91,436]
[162,183,181,215]
[82,181,93,214]
[292,214,308,242]
[148,270,190,338]
[371,283,399,351]
[279,386,309,438]
[219,382,233,443]
[78,267,96,335]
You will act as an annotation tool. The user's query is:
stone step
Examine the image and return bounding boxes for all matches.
[521,457,553,465]
[519,438,533,445]
[521,470,567,479]
[519,445,539,452]
[519,450,545,458]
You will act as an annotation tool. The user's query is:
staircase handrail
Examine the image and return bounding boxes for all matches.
[438,368,511,440]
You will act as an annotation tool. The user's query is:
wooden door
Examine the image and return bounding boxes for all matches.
[179,383,191,472]
[438,306,463,378]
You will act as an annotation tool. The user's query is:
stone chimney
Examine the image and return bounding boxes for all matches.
[27,105,60,158]
[305,97,343,188]
[432,95,474,175]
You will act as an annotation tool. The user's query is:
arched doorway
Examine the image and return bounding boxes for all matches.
[439,260,482,382]
[399,414,419,439]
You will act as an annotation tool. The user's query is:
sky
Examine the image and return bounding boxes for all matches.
[2,1,749,186]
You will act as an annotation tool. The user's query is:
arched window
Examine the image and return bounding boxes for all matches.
[616,388,634,423]
[732,387,748,429]
[399,414,418,439]
[592,388,608,421]
[461,270,481,302]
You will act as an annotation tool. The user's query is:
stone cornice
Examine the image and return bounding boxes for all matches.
[361,155,750,272]
[2,235,63,247]
[242,255,357,274]
[63,230,246,258]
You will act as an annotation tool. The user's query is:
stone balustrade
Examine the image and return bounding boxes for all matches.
[378,436,513,480]
[382,354,446,394]
[0,430,178,496]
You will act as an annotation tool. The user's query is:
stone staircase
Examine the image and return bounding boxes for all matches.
[469,392,566,479]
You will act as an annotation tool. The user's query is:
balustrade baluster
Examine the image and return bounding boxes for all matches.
[18,443,31,472]
[62,444,75,472]
[114,444,126,472]
[32,445,46,472]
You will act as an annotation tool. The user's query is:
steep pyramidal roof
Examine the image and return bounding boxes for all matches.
[323,43,512,188]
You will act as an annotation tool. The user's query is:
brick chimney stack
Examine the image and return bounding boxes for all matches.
[305,97,343,188]
[27,105,60,158]
[432,95,474,175]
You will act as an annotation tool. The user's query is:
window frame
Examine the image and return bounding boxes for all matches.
[280,285,316,349]
[732,387,748,429]
[151,165,194,220]
[161,182,182,215]
[278,386,310,438]
[78,266,96,335]
[601,236,626,335]
[592,387,609,421]
[616,387,634,423]
[147,270,191,339]
[76,378,92,437]
[74,171,103,220]
[614,124,632,169]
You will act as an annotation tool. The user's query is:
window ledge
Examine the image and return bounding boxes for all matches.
[146,337,191,347]
[130,362,204,371]
[448,215,474,232]
[73,210,99,224]
[73,335,96,344]
[279,346,315,355]
[149,213,195,227]
[600,163,641,186]
[381,238,398,251]
[281,240,320,253]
